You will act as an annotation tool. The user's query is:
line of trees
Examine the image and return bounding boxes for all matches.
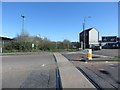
[3,32,80,53]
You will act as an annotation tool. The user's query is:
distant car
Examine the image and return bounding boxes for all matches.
[90,45,101,50]
[102,42,120,49]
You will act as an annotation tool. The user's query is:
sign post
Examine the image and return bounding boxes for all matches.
[32,43,34,50]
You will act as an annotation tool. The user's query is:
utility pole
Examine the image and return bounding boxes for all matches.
[83,21,85,49]
[83,16,91,49]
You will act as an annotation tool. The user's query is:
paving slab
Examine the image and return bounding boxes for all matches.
[54,52,96,88]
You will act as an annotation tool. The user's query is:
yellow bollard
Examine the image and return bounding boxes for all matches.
[86,49,92,60]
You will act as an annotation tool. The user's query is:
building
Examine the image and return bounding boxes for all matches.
[79,27,99,49]
[0,36,13,43]
[0,36,13,52]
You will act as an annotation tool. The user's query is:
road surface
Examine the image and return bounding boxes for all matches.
[92,49,119,57]
[2,52,57,88]
[2,50,119,89]
[62,52,119,89]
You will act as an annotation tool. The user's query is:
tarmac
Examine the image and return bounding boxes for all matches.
[62,51,119,61]
[54,52,96,89]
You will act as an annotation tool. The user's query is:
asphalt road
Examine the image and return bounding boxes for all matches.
[2,52,57,88]
[92,49,119,57]
[63,52,120,89]
[2,50,120,89]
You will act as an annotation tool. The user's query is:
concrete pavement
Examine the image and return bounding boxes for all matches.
[54,52,96,88]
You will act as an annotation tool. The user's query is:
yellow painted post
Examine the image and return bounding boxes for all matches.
[86,49,92,60]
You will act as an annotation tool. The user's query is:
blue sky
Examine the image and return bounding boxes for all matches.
[2,2,118,42]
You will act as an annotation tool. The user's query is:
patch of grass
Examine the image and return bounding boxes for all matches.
[114,56,120,58]
[87,59,120,62]
[1,49,80,56]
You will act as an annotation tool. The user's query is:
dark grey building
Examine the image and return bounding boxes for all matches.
[79,27,99,49]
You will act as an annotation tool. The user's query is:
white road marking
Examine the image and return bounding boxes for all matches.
[85,62,88,63]
[42,64,45,67]
[105,61,108,63]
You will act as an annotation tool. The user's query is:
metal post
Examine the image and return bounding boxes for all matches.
[83,16,91,49]
[21,15,25,35]
[83,17,86,49]
[83,19,85,49]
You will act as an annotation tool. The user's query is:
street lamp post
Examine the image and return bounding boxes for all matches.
[83,16,91,49]
[21,15,26,35]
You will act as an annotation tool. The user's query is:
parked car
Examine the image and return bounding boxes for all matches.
[90,45,101,50]
[102,42,120,49]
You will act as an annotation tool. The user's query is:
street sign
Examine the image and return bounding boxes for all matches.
[32,43,34,48]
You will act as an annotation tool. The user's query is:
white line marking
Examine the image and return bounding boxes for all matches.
[42,64,45,67]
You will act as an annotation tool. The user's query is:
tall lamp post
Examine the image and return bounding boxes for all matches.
[21,15,26,35]
[83,16,91,49]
